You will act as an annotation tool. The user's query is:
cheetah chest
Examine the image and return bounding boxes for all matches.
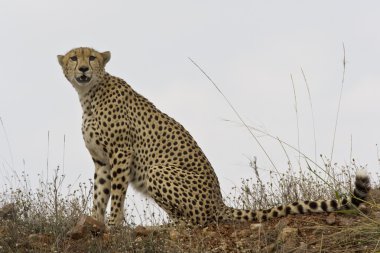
[82,120,108,165]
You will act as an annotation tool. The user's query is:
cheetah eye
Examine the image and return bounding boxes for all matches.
[70,56,78,61]
[89,56,96,61]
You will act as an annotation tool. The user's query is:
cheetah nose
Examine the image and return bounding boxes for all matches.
[79,66,89,73]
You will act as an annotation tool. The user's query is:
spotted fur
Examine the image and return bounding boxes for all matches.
[58,47,371,226]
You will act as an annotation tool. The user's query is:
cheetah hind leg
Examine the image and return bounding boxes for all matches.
[145,165,223,225]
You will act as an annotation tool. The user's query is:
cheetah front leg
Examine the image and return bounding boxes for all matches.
[92,161,111,223]
[107,151,133,226]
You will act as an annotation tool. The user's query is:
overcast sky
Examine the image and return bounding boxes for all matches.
[0,1,379,204]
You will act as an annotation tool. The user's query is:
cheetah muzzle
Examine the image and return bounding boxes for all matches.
[76,74,91,84]
[58,47,371,227]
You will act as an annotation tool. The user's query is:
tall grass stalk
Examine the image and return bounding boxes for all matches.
[330,43,347,165]
[188,57,278,173]
[301,68,317,165]
[290,74,301,168]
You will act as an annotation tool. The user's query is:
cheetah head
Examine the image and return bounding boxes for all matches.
[57,47,110,90]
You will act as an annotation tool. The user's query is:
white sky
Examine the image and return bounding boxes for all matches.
[0,1,380,202]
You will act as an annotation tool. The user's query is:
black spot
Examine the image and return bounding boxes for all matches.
[285,206,292,215]
[321,201,328,212]
[297,204,304,214]
[99,178,106,184]
[330,199,338,209]
[103,188,110,195]
[272,211,279,217]
[309,201,318,209]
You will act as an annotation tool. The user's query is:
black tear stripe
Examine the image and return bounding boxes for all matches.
[93,158,106,166]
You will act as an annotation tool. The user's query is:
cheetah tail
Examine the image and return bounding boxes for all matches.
[227,169,371,223]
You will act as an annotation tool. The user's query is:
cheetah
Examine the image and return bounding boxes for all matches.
[57,47,371,226]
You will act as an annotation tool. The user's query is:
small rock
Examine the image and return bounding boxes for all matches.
[135,225,150,237]
[237,229,251,238]
[28,233,52,249]
[275,218,289,230]
[326,213,336,225]
[358,203,369,213]
[277,227,299,242]
[207,231,218,237]
[28,233,51,243]
[0,203,16,219]
[67,215,106,240]
[277,227,300,250]
[291,241,308,253]
[202,226,217,237]
[337,216,354,226]
[295,242,308,252]
[250,223,262,231]
[219,240,229,251]
[202,226,209,233]
[203,228,217,237]
[262,243,276,253]
[372,211,380,220]
[102,232,111,243]
[169,229,180,240]
[236,237,251,249]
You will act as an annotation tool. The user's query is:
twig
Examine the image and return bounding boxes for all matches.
[301,68,317,165]
[46,131,50,183]
[290,74,301,167]
[222,118,331,179]
[188,57,277,171]
[0,116,14,169]
[62,134,66,174]
[330,43,346,163]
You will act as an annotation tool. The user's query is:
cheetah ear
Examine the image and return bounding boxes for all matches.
[57,55,64,66]
[101,51,111,65]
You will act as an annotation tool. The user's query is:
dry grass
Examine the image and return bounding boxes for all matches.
[0,161,379,252]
